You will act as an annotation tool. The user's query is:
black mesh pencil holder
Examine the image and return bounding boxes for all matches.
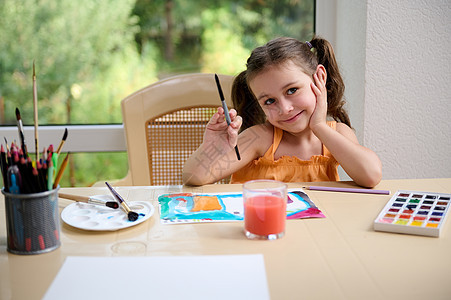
[2,187,61,255]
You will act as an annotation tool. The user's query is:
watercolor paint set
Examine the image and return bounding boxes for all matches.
[374,190,451,237]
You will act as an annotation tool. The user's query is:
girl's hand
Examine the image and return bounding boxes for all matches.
[204,107,242,151]
[309,65,328,131]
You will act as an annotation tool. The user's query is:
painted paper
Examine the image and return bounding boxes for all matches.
[158,189,325,224]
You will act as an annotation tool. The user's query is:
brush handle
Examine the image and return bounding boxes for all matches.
[58,193,117,209]
[221,101,232,125]
[53,153,70,189]
[58,193,89,203]
[105,182,123,203]
[105,182,132,213]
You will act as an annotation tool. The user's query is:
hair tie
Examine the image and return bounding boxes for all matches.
[305,41,313,50]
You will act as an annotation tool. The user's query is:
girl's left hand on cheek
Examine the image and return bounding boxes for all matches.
[309,68,328,130]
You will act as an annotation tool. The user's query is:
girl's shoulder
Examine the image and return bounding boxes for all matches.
[239,122,274,157]
[243,122,274,137]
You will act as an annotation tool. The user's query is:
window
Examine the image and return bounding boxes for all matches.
[0,0,315,187]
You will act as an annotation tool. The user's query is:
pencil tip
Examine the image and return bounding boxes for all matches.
[15,107,20,119]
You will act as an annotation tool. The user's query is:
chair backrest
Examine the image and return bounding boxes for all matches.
[121,73,234,186]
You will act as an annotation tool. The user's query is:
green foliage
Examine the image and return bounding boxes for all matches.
[200,8,251,74]
[56,152,129,187]
[133,0,314,76]
[0,0,143,124]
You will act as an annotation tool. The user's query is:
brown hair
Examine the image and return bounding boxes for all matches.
[232,36,351,131]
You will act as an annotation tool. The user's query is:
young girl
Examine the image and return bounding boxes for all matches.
[182,36,382,187]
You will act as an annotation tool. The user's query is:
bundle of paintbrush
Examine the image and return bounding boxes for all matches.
[1,63,67,255]
[1,64,70,194]
[0,139,69,194]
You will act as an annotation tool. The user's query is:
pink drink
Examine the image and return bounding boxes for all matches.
[244,195,286,236]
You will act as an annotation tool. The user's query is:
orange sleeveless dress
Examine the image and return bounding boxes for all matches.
[230,121,340,183]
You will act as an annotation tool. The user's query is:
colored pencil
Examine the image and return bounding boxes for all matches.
[303,186,390,195]
[47,159,54,191]
[214,74,241,160]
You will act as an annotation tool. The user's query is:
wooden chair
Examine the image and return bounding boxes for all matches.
[118,73,234,186]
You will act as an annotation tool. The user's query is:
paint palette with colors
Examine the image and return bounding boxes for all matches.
[374,190,450,237]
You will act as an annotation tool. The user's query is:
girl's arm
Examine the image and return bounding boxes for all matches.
[310,67,382,188]
[313,122,382,187]
[182,107,269,186]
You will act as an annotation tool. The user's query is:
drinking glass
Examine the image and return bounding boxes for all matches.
[243,180,287,240]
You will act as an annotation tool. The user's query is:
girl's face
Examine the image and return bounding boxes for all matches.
[249,61,316,134]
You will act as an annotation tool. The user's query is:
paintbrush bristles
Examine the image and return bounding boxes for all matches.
[15,107,27,155]
[214,74,225,101]
[62,128,68,140]
[56,128,68,154]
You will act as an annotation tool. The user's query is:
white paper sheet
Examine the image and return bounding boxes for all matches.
[43,254,269,300]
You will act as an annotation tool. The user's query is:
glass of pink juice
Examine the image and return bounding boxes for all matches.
[243,180,287,240]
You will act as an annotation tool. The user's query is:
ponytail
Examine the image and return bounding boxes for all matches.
[310,36,351,128]
[231,71,265,132]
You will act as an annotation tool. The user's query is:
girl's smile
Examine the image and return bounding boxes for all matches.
[280,110,304,123]
[249,61,316,134]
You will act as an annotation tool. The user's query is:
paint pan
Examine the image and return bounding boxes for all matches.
[374,190,451,237]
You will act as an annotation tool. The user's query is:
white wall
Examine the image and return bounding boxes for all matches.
[318,0,451,180]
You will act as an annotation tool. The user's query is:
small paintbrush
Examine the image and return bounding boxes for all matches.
[214,74,241,160]
[58,192,119,209]
[55,128,68,155]
[105,181,139,221]
[15,108,28,156]
[32,61,39,161]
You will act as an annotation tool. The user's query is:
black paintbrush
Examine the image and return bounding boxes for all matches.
[55,128,68,155]
[214,74,241,160]
[58,193,119,209]
[105,182,139,221]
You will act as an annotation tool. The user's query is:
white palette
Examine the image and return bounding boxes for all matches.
[62,200,154,231]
